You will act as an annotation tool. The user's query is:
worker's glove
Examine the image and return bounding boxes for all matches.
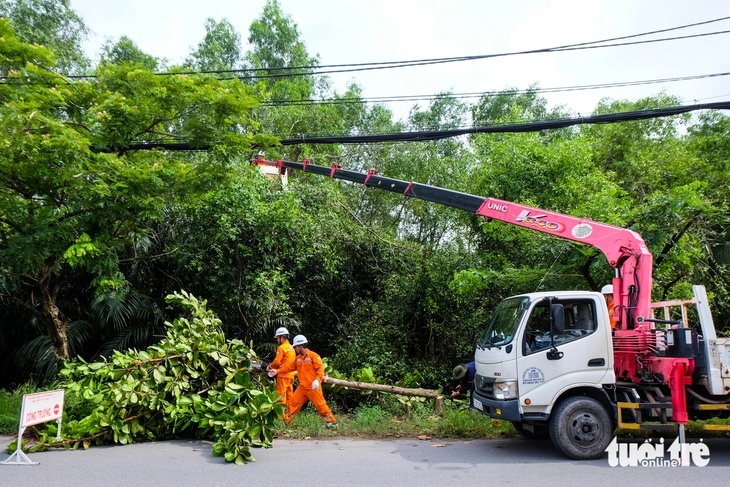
[311,379,320,390]
[268,369,277,378]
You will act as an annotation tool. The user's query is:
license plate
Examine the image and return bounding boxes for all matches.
[473,399,483,411]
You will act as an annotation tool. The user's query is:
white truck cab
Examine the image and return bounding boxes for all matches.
[472,291,616,455]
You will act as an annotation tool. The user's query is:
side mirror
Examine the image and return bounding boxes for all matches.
[547,303,566,360]
[550,304,565,335]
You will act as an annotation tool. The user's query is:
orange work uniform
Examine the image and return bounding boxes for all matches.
[269,340,296,408]
[276,349,336,425]
[607,300,619,329]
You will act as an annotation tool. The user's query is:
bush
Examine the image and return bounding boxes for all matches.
[0,382,47,435]
[30,292,282,465]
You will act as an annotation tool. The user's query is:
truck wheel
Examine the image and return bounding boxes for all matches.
[548,396,612,460]
[511,421,549,440]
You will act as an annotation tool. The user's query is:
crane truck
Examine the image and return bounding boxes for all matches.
[255,156,730,460]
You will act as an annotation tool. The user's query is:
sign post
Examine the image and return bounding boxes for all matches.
[2,389,65,466]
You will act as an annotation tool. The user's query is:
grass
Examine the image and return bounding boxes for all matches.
[0,383,43,435]
[271,399,519,440]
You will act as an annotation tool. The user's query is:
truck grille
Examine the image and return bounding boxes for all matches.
[474,375,496,399]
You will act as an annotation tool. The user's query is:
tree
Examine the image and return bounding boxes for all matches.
[380,94,473,249]
[685,110,730,327]
[245,0,317,91]
[163,168,348,351]
[471,85,573,143]
[245,0,319,109]
[0,0,89,74]
[584,95,720,300]
[0,20,265,366]
[242,0,381,170]
[185,18,243,71]
[99,35,159,70]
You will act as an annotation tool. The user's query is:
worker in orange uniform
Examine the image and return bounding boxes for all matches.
[268,335,338,429]
[601,284,619,329]
[266,327,296,413]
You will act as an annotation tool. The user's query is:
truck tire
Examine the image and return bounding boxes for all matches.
[511,421,549,440]
[548,396,612,460]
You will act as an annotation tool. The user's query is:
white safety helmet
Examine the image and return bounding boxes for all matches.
[601,284,614,295]
[292,334,308,347]
[274,327,290,338]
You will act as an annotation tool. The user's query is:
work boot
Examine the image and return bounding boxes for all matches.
[325,421,338,429]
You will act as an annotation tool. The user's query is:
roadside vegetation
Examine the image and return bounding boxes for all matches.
[5,383,730,447]
[0,382,517,442]
[1,0,729,464]
[272,399,517,440]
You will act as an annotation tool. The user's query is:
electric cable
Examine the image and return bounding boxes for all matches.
[97,100,730,152]
[53,16,730,81]
[258,72,730,108]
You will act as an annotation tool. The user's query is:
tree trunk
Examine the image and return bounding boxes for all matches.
[39,273,70,359]
[324,376,444,415]
[324,376,441,398]
[252,365,446,414]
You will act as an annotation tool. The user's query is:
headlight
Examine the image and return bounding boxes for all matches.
[493,381,518,400]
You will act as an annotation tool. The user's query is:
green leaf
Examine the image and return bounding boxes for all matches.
[248,424,261,439]
[153,368,165,384]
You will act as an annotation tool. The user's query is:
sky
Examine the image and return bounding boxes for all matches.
[69,0,730,121]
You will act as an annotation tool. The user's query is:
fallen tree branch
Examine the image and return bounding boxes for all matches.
[323,376,439,398]
[251,364,445,414]
[323,376,444,416]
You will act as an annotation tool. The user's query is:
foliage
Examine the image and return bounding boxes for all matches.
[2,0,729,397]
[245,0,318,99]
[0,18,266,364]
[185,18,243,71]
[30,291,282,464]
[99,35,159,70]
[330,247,483,387]
[160,169,346,350]
[0,0,90,74]
[0,382,39,434]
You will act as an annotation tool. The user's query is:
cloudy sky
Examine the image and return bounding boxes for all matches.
[70,0,730,120]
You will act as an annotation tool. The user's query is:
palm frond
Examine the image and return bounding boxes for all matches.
[91,289,158,331]
[67,320,98,355]
[96,325,163,358]
[16,335,58,383]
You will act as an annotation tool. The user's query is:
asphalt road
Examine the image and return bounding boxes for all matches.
[3,434,730,486]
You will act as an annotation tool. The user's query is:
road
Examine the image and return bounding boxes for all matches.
[2,434,730,486]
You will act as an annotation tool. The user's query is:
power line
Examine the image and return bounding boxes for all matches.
[220,29,730,81]
[187,15,730,78]
[58,16,730,81]
[99,101,730,152]
[258,72,730,108]
[274,101,730,145]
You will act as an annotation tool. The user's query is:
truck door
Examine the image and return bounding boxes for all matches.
[518,298,612,413]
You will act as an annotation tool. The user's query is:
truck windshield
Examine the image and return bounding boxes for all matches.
[478,297,530,348]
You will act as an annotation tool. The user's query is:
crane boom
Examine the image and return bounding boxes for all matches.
[255,157,653,330]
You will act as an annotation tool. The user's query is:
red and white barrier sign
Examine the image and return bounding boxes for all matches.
[2,388,65,466]
[20,389,65,428]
